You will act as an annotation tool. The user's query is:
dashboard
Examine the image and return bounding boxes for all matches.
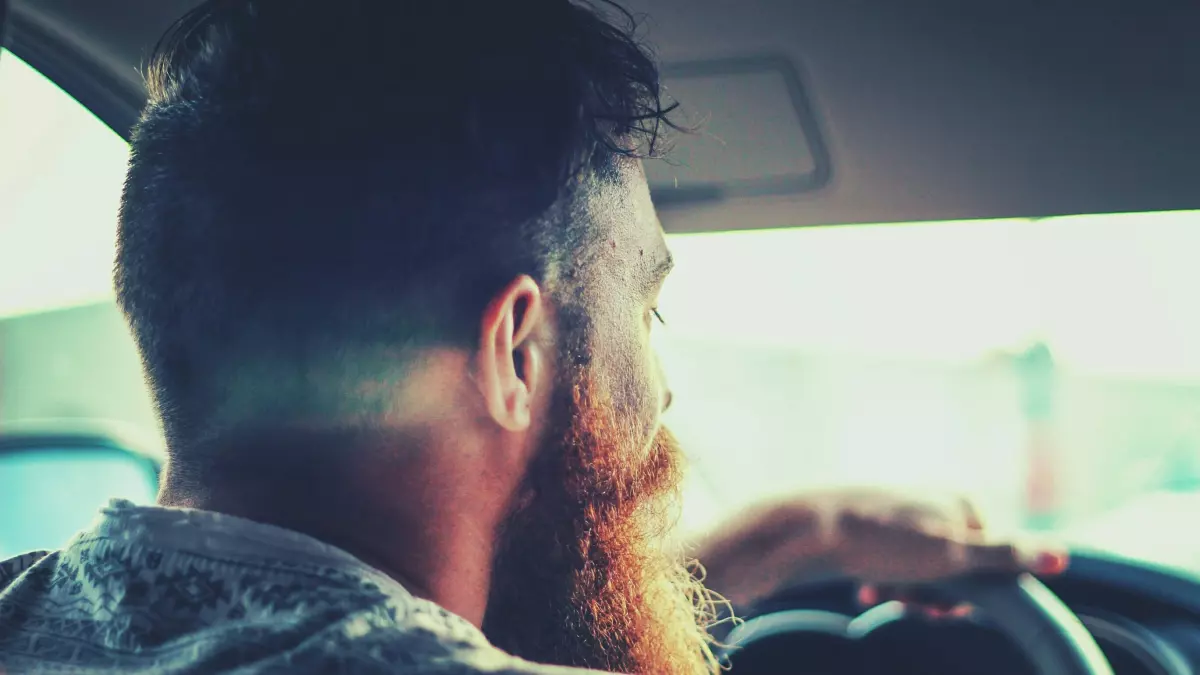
[720,554,1200,675]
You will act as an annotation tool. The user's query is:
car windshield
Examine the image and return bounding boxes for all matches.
[4,50,1200,575]
[661,214,1200,576]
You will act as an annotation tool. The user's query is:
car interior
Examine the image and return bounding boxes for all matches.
[3,0,1200,673]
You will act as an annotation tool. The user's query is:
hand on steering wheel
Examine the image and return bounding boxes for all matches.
[698,487,1069,614]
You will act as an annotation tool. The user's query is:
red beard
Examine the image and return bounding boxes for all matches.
[482,366,719,674]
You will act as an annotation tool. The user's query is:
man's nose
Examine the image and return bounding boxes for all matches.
[662,387,673,413]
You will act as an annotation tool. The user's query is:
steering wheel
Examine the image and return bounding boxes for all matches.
[721,573,1115,675]
[940,573,1113,675]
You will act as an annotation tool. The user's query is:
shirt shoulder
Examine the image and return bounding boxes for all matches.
[0,504,613,674]
[0,550,51,590]
[240,603,611,675]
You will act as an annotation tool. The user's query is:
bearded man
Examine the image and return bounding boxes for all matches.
[0,1,1062,672]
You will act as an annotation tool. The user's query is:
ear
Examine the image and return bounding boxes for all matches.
[475,275,546,432]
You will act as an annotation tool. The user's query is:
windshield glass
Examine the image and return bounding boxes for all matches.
[659,214,1200,577]
[4,49,1199,575]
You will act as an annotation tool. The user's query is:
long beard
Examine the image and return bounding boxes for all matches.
[482,369,719,674]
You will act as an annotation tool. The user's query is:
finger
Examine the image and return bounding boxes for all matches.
[889,504,940,531]
[963,542,1022,572]
[858,583,939,608]
[965,541,1070,576]
[919,605,948,619]
[913,602,975,620]
[857,584,880,607]
[1013,541,1070,576]
[948,603,974,618]
[1028,548,1070,576]
[869,584,975,620]
[878,585,955,608]
[959,497,985,532]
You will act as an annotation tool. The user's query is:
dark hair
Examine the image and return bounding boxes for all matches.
[116,0,678,450]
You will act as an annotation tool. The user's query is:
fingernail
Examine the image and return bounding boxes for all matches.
[857,585,879,606]
[1034,550,1069,575]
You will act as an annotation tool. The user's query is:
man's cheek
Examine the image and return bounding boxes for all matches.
[619,358,664,460]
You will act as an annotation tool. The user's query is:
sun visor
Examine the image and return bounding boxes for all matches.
[645,56,831,208]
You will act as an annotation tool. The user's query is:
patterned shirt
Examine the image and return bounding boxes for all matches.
[0,500,603,674]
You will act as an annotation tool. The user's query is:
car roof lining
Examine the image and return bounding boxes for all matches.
[7,0,1200,233]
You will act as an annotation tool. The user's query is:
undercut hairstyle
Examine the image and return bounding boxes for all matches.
[115,0,679,452]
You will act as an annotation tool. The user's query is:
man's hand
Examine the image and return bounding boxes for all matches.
[694,487,1068,616]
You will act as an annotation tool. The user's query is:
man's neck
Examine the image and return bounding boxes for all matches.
[158,435,505,627]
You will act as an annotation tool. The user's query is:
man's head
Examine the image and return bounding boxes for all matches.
[116,0,715,671]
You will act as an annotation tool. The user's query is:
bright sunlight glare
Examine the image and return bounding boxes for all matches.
[0,51,129,320]
[662,210,1200,382]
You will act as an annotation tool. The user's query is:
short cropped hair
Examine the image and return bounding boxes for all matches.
[115,0,678,450]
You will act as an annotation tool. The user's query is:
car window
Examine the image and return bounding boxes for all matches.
[0,447,157,558]
[0,51,130,318]
[3,48,1199,576]
[0,50,157,554]
[0,50,152,432]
